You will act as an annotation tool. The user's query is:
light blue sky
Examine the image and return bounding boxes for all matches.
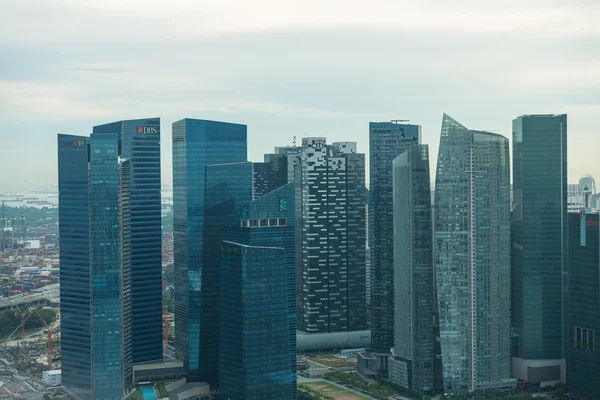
[1,0,599,191]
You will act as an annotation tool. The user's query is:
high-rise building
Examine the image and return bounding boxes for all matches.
[58,130,148,399]
[253,147,299,199]
[511,114,568,385]
[221,183,297,399]
[369,121,421,353]
[434,114,512,391]
[93,118,163,364]
[220,242,294,400]
[58,119,160,399]
[58,134,93,399]
[172,118,249,384]
[568,211,599,400]
[388,144,435,392]
[288,138,367,334]
[568,183,593,213]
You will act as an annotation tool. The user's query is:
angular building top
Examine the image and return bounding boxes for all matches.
[435,114,512,391]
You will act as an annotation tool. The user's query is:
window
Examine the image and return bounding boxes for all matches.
[574,326,595,351]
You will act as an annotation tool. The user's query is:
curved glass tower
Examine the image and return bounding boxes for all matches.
[434,114,512,391]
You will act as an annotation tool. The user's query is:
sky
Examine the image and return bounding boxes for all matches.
[1,0,599,192]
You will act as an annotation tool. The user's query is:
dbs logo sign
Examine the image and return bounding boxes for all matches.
[137,126,158,134]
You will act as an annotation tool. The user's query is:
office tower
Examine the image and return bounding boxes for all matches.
[288,138,367,334]
[253,147,299,199]
[568,211,599,399]
[221,183,297,399]
[220,242,293,400]
[172,118,249,384]
[93,118,163,364]
[369,121,421,353]
[511,114,568,385]
[388,144,435,392]
[568,183,593,213]
[434,114,512,391]
[58,132,140,399]
[58,134,92,399]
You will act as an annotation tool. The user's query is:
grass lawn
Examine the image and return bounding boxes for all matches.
[0,371,13,376]
[300,382,371,400]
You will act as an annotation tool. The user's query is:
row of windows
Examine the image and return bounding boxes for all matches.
[573,326,595,351]
[240,218,288,228]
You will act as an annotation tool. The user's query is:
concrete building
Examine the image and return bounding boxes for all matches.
[288,138,367,334]
[42,370,61,386]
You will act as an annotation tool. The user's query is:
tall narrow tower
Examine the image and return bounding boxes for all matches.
[434,114,512,391]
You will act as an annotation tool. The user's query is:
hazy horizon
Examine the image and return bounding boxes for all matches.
[2,0,599,192]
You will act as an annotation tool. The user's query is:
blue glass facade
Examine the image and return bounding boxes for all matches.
[220,241,293,400]
[369,122,421,352]
[88,133,123,399]
[58,134,92,400]
[512,115,569,362]
[172,118,248,382]
[224,183,297,399]
[93,118,163,364]
[568,212,600,400]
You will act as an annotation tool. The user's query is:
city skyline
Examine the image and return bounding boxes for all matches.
[2,1,600,191]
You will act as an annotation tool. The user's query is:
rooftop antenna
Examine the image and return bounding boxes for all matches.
[293,136,296,147]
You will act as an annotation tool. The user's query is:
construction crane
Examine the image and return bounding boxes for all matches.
[163,306,169,350]
[32,303,57,370]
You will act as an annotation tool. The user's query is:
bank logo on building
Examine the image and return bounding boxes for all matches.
[137,126,158,134]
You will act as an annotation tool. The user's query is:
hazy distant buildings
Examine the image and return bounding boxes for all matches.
[288,138,367,334]
[172,118,250,385]
[511,114,568,385]
[568,211,600,400]
[368,121,421,354]
[388,144,435,392]
[434,114,512,391]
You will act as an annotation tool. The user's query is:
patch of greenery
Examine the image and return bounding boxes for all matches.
[157,381,169,398]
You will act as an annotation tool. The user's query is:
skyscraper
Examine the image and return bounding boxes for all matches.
[288,138,367,334]
[369,121,421,353]
[568,211,599,399]
[58,131,143,399]
[58,134,92,399]
[388,144,435,392]
[219,241,294,400]
[172,118,249,383]
[93,118,163,364]
[223,183,297,398]
[434,114,512,391]
[253,148,298,199]
[511,114,568,385]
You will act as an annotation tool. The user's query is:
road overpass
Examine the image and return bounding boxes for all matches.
[0,284,59,310]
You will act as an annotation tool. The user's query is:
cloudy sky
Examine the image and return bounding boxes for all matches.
[1,0,599,192]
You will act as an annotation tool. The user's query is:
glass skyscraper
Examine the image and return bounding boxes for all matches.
[58,134,92,399]
[220,242,293,400]
[221,183,297,399]
[568,211,599,400]
[434,114,512,391]
[92,118,163,364]
[369,121,420,353]
[511,115,568,384]
[58,131,140,399]
[172,118,248,384]
[388,144,435,392]
[88,133,123,399]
